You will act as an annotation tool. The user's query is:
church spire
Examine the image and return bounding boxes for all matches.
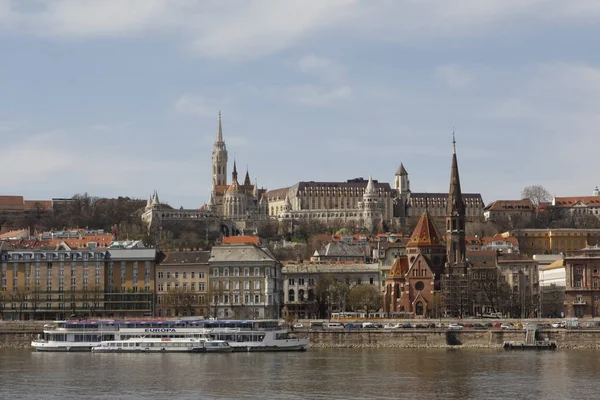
[447,132,465,216]
[216,110,223,143]
[244,166,251,186]
[232,159,238,182]
[446,132,466,265]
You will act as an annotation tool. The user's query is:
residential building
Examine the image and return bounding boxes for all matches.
[538,257,565,318]
[282,262,380,318]
[156,251,210,317]
[564,246,600,318]
[551,189,600,218]
[496,254,539,318]
[0,196,53,220]
[311,242,367,263]
[502,228,600,255]
[0,245,157,320]
[483,199,535,222]
[208,243,282,319]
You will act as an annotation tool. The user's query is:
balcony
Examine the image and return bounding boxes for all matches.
[564,300,587,305]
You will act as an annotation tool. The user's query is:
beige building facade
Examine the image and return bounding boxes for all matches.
[156,251,210,317]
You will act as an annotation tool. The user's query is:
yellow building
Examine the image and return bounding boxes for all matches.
[503,229,600,255]
[0,245,157,320]
[156,251,210,317]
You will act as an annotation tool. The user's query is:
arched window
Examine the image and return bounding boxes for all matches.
[298,289,305,302]
[224,268,229,277]
[213,268,219,277]
[289,289,295,302]
[233,268,239,276]
[415,301,424,315]
[244,267,249,277]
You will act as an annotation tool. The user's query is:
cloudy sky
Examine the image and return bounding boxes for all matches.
[1,0,599,208]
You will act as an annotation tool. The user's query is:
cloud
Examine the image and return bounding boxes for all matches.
[435,64,472,88]
[285,84,353,107]
[173,94,222,117]
[4,0,600,59]
[296,54,347,82]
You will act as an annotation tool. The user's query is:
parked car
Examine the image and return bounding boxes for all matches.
[293,323,304,328]
[500,323,516,330]
[472,323,486,329]
[448,323,464,330]
[551,321,565,328]
[401,323,413,329]
[344,323,361,330]
[384,323,400,329]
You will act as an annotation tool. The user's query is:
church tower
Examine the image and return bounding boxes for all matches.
[394,163,410,195]
[445,134,466,268]
[212,111,228,186]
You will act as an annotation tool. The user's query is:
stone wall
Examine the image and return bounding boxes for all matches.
[306,329,600,349]
[0,321,46,348]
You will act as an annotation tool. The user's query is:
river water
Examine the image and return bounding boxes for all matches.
[0,348,598,399]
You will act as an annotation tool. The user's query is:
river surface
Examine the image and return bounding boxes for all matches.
[0,348,598,399]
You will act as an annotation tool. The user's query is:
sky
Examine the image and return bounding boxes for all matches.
[1,0,600,209]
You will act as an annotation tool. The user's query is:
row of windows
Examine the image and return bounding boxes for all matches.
[212,267,269,277]
[158,271,205,280]
[158,283,206,292]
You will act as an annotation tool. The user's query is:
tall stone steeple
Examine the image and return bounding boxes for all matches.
[232,159,238,183]
[446,133,466,266]
[211,111,228,186]
[244,167,251,186]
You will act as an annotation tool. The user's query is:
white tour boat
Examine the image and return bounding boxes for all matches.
[31,319,308,352]
[91,337,233,353]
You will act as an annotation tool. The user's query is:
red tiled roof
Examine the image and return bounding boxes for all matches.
[389,256,409,277]
[484,199,534,211]
[553,196,600,207]
[407,211,443,248]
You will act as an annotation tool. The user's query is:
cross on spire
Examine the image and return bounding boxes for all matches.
[452,128,456,154]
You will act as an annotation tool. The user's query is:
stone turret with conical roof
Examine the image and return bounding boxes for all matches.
[394,163,410,194]
[359,176,383,232]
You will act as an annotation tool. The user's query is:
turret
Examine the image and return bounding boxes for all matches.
[394,163,410,194]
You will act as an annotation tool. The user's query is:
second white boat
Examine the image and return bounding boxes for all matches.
[91,337,233,353]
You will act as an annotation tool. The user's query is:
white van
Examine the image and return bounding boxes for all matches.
[324,322,344,330]
[362,322,376,329]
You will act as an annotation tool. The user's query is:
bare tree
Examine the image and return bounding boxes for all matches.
[347,284,382,315]
[521,185,552,207]
[164,288,197,317]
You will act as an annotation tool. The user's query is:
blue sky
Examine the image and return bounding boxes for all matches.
[1,0,599,208]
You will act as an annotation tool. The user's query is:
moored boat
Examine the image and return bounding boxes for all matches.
[92,337,209,353]
[31,319,308,352]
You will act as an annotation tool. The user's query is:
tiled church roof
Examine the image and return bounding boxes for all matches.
[407,210,443,248]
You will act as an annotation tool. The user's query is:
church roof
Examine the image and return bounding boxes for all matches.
[395,163,408,176]
[226,178,241,194]
[388,256,409,277]
[407,210,443,248]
